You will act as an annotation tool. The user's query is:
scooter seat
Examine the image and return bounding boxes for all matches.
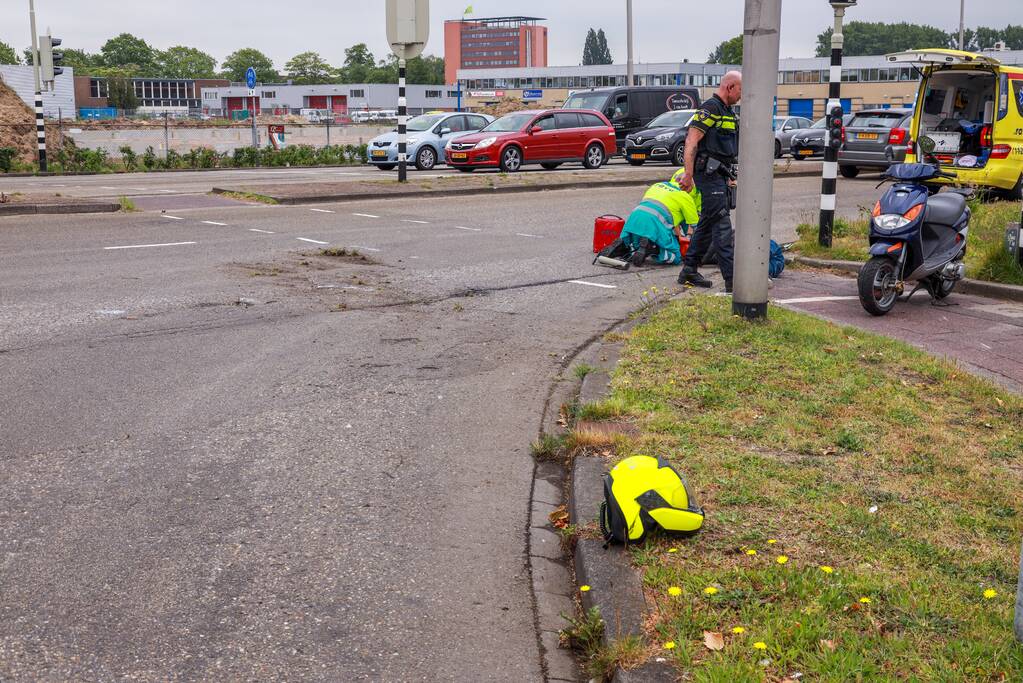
[925,192,967,227]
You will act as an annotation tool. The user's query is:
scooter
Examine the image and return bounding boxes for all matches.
[857,136,971,316]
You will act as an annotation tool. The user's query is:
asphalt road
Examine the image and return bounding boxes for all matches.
[0,179,936,681]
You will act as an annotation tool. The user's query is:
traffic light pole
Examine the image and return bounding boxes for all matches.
[397,58,407,183]
[818,3,851,247]
[28,0,47,172]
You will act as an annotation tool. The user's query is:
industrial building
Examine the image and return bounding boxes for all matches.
[74,76,229,118]
[199,83,461,118]
[444,16,548,85]
[0,65,76,118]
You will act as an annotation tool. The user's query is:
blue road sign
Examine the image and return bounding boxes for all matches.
[523,89,542,100]
[246,67,257,89]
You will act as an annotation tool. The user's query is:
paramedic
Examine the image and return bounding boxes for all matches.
[620,168,701,267]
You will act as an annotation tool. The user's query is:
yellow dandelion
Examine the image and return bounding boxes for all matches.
[731,626,745,634]
[663,641,676,650]
[580,585,591,593]
[668,586,682,597]
[767,539,777,544]
[859,597,871,604]
[983,589,997,600]
[776,555,789,565]
[668,548,679,553]
[703,586,719,595]
[753,641,767,650]
[819,565,834,574]
[746,549,757,556]
[642,290,649,297]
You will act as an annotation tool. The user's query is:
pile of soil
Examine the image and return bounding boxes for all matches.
[478,97,544,117]
[0,76,36,164]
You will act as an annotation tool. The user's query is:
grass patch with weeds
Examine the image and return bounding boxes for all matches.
[793,200,1023,286]
[118,196,137,212]
[215,190,280,205]
[573,362,598,379]
[599,295,1022,678]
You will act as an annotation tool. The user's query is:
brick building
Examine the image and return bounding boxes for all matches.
[443,16,547,85]
[73,76,229,117]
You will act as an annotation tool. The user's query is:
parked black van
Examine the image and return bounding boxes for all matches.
[563,86,702,146]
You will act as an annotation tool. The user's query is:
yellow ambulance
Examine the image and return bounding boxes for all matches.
[886,49,1023,199]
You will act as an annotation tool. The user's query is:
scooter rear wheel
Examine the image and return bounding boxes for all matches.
[858,256,899,316]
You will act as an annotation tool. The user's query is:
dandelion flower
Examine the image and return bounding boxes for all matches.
[668,586,682,597]
[580,585,591,593]
[776,555,789,565]
[731,626,745,634]
[984,589,997,600]
[703,586,719,595]
[767,539,777,544]
[859,597,871,604]
[668,548,678,553]
[753,641,767,650]
[642,290,649,297]
[746,549,757,556]
[663,641,676,650]
[819,565,834,574]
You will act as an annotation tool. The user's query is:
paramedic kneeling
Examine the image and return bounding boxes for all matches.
[676,70,742,292]
[620,168,702,267]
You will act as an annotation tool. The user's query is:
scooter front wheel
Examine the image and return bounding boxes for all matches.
[858,256,899,316]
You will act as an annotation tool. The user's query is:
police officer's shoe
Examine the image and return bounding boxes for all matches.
[678,268,712,288]
[724,281,733,294]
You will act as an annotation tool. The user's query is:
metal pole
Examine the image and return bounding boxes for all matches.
[326,116,330,147]
[398,57,408,182]
[818,6,846,248]
[958,0,966,51]
[626,0,635,87]
[164,112,169,160]
[250,95,258,148]
[733,0,782,321]
[28,0,47,172]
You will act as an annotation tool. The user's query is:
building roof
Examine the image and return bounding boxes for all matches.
[448,16,545,25]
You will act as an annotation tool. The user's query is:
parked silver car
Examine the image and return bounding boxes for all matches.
[367,112,495,171]
[773,116,814,158]
[838,108,914,178]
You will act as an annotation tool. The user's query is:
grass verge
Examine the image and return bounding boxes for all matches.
[214,190,279,205]
[794,200,1023,286]
[596,295,1022,679]
[118,196,137,212]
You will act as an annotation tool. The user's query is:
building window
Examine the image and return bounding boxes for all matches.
[261,91,276,98]
[90,79,108,98]
[350,89,365,97]
[425,89,442,98]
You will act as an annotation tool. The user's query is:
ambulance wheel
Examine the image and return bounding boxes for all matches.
[540,162,562,170]
[626,158,645,166]
[583,144,606,169]
[839,165,860,178]
[415,146,437,171]
[499,146,523,172]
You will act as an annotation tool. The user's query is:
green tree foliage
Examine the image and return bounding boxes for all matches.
[0,41,19,65]
[158,46,216,79]
[582,28,598,66]
[221,48,278,83]
[964,25,1023,51]
[100,33,159,75]
[60,48,102,72]
[340,43,376,82]
[595,29,613,65]
[708,35,743,64]
[583,28,612,66]
[335,44,444,85]
[815,22,950,57]
[106,72,138,110]
[284,51,335,84]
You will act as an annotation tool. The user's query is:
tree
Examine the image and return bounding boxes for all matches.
[815,22,950,57]
[158,46,216,79]
[582,28,598,66]
[100,33,158,75]
[284,51,334,84]
[0,41,19,65]
[106,71,138,110]
[595,29,613,65]
[969,24,1023,51]
[221,48,277,83]
[708,35,743,64]
[61,48,102,73]
[340,43,376,82]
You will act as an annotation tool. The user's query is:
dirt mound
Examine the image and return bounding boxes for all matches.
[478,97,544,117]
[0,76,36,163]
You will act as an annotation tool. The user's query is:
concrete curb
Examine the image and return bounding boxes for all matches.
[794,255,1023,303]
[0,202,120,216]
[1,164,369,178]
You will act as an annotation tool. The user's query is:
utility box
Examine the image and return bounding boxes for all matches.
[1006,222,1022,267]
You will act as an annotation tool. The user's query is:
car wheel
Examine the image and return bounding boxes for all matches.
[774,140,782,159]
[672,143,685,167]
[626,158,645,166]
[377,164,396,171]
[583,144,606,170]
[414,146,436,171]
[540,162,562,170]
[499,146,522,173]
[839,165,859,178]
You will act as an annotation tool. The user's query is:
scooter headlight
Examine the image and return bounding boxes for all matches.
[873,203,924,231]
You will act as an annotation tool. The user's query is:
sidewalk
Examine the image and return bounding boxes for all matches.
[772,267,1023,393]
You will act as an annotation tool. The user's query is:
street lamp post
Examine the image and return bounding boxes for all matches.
[818,0,856,248]
[959,0,966,51]
[626,0,635,87]
[27,0,47,172]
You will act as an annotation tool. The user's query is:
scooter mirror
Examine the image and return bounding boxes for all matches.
[919,136,937,155]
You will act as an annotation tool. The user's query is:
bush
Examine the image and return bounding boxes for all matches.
[119,145,138,172]
[165,149,182,170]
[142,146,158,171]
[0,147,16,173]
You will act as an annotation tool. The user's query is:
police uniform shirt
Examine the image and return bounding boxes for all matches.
[690,94,739,164]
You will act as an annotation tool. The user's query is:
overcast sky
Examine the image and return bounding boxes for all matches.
[4,1,1018,70]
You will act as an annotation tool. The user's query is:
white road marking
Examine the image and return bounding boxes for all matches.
[774,295,859,304]
[567,280,617,289]
[352,213,380,218]
[297,237,330,245]
[310,208,335,213]
[126,187,149,191]
[158,189,176,193]
[980,342,993,350]
[161,215,184,220]
[454,226,482,232]
[100,186,117,190]
[203,221,228,226]
[516,233,543,238]
[95,309,126,316]
[248,228,275,234]
[350,245,382,252]
[104,241,197,250]
[402,219,430,224]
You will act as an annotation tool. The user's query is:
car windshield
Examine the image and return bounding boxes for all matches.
[849,112,906,128]
[564,92,610,111]
[406,113,447,132]
[648,110,696,128]
[483,112,537,133]
[811,118,826,128]
[772,117,787,130]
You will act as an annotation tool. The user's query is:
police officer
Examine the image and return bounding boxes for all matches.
[676,71,742,292]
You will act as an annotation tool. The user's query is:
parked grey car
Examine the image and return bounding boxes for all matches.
[838,108,914,177]
[773,116,814,158]
[367,112,495,171]
[790,114,855,159]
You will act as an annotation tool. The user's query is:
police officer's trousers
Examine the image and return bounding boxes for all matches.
[681,171,734,284]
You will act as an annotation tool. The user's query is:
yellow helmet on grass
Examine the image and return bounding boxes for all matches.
[600,455,704,545]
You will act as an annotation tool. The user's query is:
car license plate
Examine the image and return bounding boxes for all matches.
[798,149,814,156]
[856,132,879,140]
[630,153,647,160]
[371,150,388,158]
[450,152,468,160]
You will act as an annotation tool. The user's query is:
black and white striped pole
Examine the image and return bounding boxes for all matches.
[818,0,856,247]
[27,0,47,173]
[398,58,408,183]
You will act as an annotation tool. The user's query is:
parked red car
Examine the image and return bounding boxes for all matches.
[444,109,617,172]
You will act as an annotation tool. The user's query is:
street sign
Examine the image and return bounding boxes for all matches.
[523,89,543,100]
[246,67,257,89]
[386,0,429,60]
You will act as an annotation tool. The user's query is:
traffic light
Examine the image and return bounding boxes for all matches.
[39,35,63,85]
[828,105,844,149]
